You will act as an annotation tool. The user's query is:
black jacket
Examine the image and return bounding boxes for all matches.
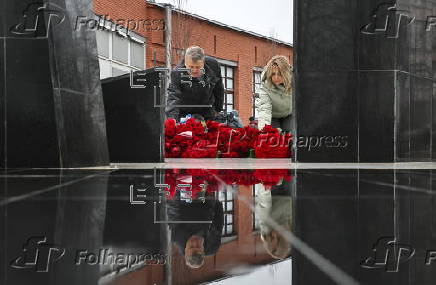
[165,57,225,121]
[167,197,224,256]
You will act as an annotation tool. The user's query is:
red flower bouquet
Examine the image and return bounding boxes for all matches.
[164,119,292,158]
[254,125,292,158]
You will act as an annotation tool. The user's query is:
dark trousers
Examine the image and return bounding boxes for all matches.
[271,114,294,156]
[271,114,293,133]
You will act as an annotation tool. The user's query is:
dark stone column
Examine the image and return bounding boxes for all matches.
[295,0,436,162]
[52,170,109,285]
[293,169,436,284]
[1,0,109,167]
[1,169,109,285]
[293,170,359,284]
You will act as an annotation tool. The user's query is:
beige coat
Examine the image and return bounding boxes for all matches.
[255,70,293,130]
[255,184,293,237]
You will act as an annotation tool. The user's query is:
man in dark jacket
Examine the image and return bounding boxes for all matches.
[165,46,224,121]
[167,192,224,268]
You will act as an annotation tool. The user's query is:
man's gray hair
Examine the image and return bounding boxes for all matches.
[185,46,205,62]
[185,252,205,269]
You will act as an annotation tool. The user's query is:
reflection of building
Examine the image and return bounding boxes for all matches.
[110,185,274,285]
[219,186,235,236]
[93,0,293,124]
[170,185,274,285]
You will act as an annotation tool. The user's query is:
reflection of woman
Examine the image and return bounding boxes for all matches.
[255,181,293,259]
[255,56,293,132]
[167,192,224,269]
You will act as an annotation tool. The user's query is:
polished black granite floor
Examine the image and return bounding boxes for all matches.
[1,167,435,285]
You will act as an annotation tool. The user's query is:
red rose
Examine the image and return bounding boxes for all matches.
[164,118,177,137]
[171,146,181,157]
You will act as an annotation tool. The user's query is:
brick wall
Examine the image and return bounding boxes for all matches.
[94,0,293,124]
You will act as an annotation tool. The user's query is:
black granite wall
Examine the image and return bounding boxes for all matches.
[1,169,109,285]
[101,69,165,163]
[293,169,436,284]
[0,0,109,167]
[295,0,436,162]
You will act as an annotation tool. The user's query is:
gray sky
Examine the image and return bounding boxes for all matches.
[155,0,293,44]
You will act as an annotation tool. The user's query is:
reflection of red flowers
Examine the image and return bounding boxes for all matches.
[163,169,293,200]
[253,169,293,189]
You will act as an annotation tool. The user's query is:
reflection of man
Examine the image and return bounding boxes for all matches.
[165,46,224,122]
[167,192,224,268]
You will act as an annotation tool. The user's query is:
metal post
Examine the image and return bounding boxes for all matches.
[160,4,172,163]
[165,4,173,93]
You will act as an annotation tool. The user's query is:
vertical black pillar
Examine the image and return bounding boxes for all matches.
[293,170,359,284]
[52,170,109,285]
[295,0,436,162]
[1,0,109,168]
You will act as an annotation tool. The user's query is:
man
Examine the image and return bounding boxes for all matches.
[167,192,224,268]
[165,46,224,121]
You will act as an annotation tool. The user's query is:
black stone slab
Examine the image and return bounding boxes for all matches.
[104,170,164,248]
[5,38,60,167]
[357,0,398,71]
[55,88,109,167]
[0,0,4,38]
[357,170,401,284]
[358,71,395,162]
[101,69,165,163]
[408,18,433,79]
[410,76,432,161]
[296,0,436,162]
[1,169,110,285]
[396,72,411,161]
[294,170,359,285]
[409,170,436,284]
[0,39,4,168]
[294,169,435,284]
[2,0,109,167]
[295,71,358,162]
[46,0,103,95]
[4,0,49,39]
[433,83,436,160]
[51,171,109,285]
[296,0,358,72]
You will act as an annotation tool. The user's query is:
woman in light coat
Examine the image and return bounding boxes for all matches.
[255,55,293,132]
[255,181,293,259]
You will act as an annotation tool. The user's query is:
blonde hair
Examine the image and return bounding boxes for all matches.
[262,231,292,259]
[262,55,293,94]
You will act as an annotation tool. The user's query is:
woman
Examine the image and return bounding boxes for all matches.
[255,55,293,132]
[255,181,293,259]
